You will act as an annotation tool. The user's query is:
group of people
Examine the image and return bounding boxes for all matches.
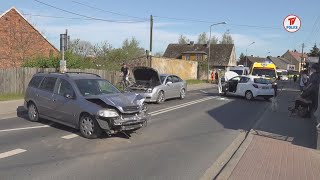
[291,63,320,118]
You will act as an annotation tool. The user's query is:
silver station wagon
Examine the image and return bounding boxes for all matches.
[24,72,149,139]
[128,67,187,103]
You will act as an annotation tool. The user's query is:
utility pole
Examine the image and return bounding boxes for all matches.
[60,29,69,73]
[301,43,305,72]
[149,15,153,68]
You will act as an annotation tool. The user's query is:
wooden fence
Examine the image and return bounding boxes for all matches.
[0,68,122,95]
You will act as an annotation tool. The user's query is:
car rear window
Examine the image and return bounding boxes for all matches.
[28,76,44,88]
[254,78,271,84]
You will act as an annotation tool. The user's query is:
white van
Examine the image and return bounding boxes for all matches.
[228,66,250,76]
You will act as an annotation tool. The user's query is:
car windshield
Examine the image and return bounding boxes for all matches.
[75,79,120,96]
[230,70,243,75]
[252,69,276,78]
[160,75,166,83]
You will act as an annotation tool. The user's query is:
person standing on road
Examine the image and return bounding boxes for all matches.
[299,70,308,91]
[121,63,130,86]
[211,70,215,84]
[293,74,297,83]
[215,70,219,84]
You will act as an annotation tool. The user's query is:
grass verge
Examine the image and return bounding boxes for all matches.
[0,93,24,101]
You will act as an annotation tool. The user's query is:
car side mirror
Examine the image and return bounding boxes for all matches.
[166,81,173,85]
[64,93,74,99]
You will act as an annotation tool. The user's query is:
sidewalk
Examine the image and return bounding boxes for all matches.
[218,88,320,180]
[0,83,216,119]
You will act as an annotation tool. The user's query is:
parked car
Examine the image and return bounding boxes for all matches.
[24,72,149,139]
[127,67,187,103]
[218,71,275,100]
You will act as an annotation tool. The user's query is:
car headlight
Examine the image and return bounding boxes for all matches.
[146,88,153,93]
[97,109,119,118]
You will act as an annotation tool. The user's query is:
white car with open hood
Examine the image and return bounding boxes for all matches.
[218,71,275,100]
[127,67,187,104]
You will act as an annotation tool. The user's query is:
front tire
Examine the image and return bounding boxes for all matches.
[156,91,165,104]
[28,102,39,122]
[245,91,254,100]
[179,88,186,99]
[79,114,102,139]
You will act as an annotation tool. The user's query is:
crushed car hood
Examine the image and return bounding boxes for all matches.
[132,66,161,86]
[85,93,145,112]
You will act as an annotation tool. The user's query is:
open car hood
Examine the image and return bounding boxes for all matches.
[224,71,239,81]
[132,66,161,86]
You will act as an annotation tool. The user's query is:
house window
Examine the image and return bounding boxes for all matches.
[196,54,202,60]
[186,54,190,60]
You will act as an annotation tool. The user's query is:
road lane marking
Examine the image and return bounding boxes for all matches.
[150,97,215,116]
[149,97,214,115]
[200,90,208,94]
[61,134,79,139]
[0,125,49,133]
[0,149,26,159]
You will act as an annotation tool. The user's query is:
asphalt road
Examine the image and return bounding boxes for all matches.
[0,87,269,180]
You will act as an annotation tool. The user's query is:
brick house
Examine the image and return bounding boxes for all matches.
[163,43,236,70]
[0,7,59,68]
[281,50,308,72]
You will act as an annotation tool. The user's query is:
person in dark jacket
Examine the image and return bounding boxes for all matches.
[290,63,320,117]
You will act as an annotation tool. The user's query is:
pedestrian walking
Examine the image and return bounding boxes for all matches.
[293,74,297,83]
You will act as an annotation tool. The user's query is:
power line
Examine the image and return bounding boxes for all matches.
[153,15,281,30]
[33,0,146,23]
[71,0,147,21]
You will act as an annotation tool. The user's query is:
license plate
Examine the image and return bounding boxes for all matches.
[262,86,269,89]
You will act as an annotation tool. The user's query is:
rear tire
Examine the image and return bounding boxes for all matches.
[245,91,254,100]
[28,102,39,122]
[79,114,102,139]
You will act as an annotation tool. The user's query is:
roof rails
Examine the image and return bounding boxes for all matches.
[35,71,101,78]
[65,72,101,78]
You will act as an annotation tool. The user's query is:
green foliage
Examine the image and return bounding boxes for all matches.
[22,37,145,71]
[220,31,234,44]
[178,35,190,44]
[186,79,206,85]
[308,43,320,57]
[0,93,24,101]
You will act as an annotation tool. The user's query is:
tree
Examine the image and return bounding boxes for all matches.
[239,53,245,61]
[220,32,234,44]
[178,35,190,44]
[197,32,208,44]
[209,36,219,44]
[68,39,94,57]
[308,43,320,57]
[121,37,145,59]
[92,41,112,58]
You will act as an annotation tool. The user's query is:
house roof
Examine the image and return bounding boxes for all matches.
[283,50,308,62]
[181,51,207,54]
[244,56,266,63]
[163,44,235,66]
[268,57,291,70]
[0,7,59,52]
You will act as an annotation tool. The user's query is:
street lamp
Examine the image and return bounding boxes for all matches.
[245,42,255,67]
[208,21,227,82]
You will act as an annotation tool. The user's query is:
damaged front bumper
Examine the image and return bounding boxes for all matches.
[96,112,150,134]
